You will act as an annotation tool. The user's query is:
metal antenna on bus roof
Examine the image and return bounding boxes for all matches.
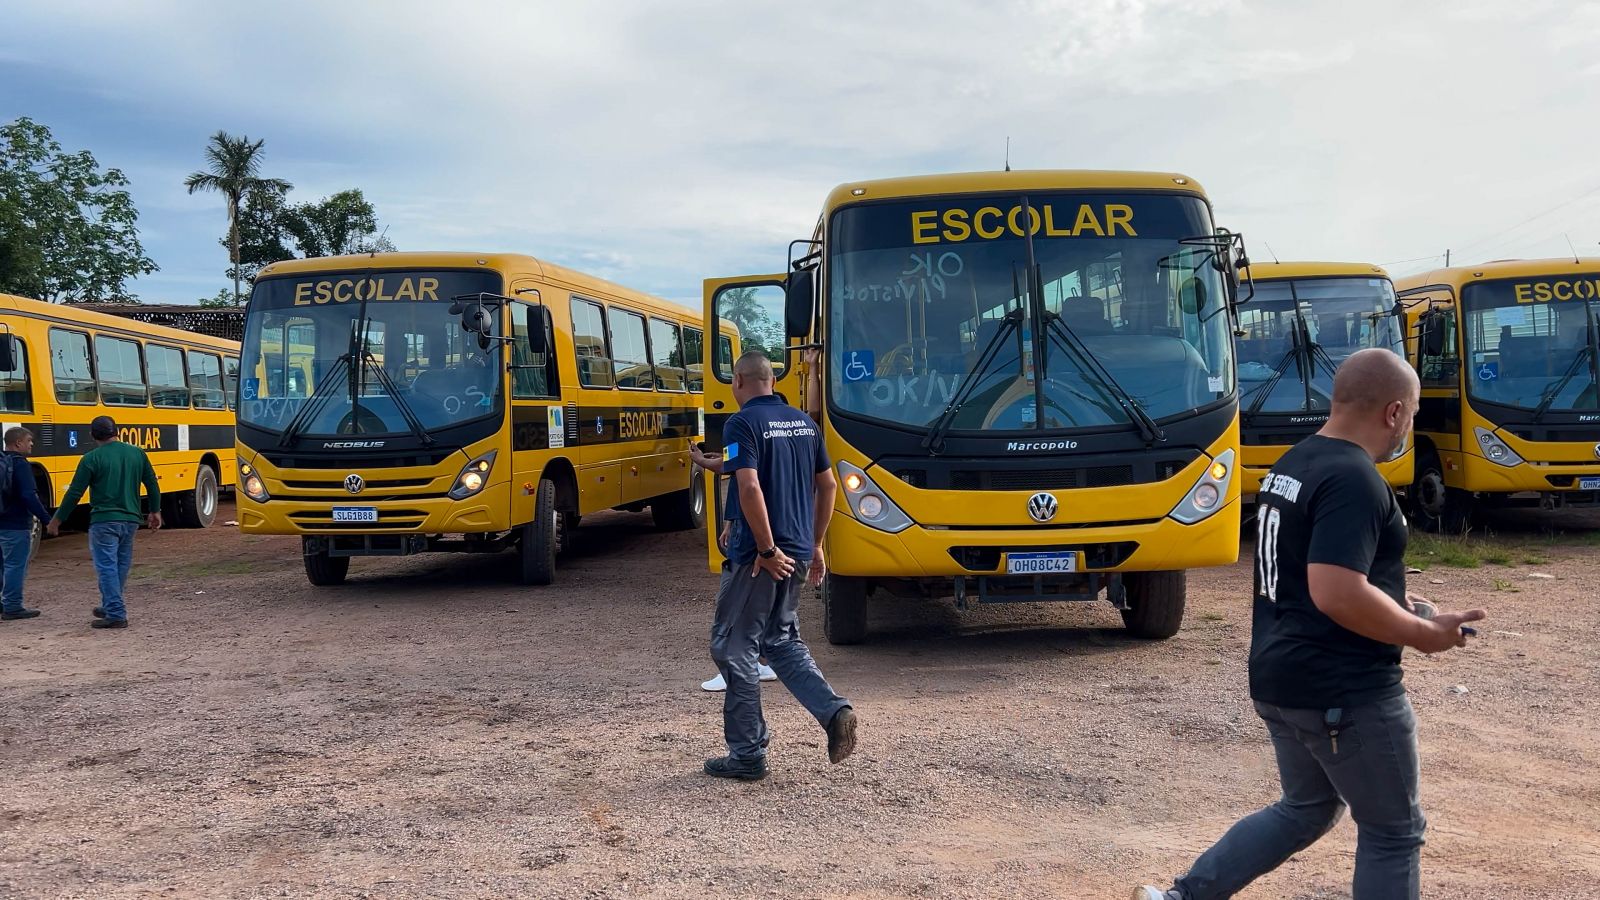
[1005,137,1011,172]
[1264,242,1280,264]
[1564,233,1580,264]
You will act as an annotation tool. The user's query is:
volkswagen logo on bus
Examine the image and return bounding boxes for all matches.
[1027,492,1058,523]
[344,474,365,495]
[1593,443,1600,460]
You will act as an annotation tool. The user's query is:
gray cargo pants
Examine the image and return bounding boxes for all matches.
[709,561,850,761]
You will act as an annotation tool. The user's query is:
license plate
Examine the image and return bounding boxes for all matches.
[1005,551,1078,575]
[331,506,378,523]
[1580,477,1600,491]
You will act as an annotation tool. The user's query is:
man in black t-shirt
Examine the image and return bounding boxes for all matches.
[1139,349,1484,900]
[702,351,856,781]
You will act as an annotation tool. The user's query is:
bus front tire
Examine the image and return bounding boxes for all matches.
[822,573,869,645]
[303,539,350,586]
[1411,452,1473,534]
[1121,570,1186,639]
[173,466,219,529]
[519,478,559,585]
[652,473,706,531]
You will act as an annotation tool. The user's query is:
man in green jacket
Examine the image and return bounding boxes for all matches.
[47,416,161,628]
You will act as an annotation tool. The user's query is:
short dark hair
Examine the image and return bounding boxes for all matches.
[90,416,118,440]
[3,426,31,448]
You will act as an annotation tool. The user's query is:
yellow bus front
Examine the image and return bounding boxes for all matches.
[708,172,1248,643]
[1236,263,1413,496]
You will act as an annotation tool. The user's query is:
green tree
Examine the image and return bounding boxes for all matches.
[0,117,158,302]
[184,131,292,305]
[284,188,395,258]
[223,181,295,289]
[197,288,236,309]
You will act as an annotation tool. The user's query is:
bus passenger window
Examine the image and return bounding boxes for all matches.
[49,329,96,405]
[715,334,734,381]
[224,356,240,409]
[147,344,191,408]
[0,337,32,414]
[683,327,705,393]
[609,308,652,390]
[571,298,614,388]
[650,318,685,391]
[188,351,226,409]
[94,335,147,406]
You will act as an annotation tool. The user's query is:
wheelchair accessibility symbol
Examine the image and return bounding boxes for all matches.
[843,350,875,383]
[1477,362,1499,382]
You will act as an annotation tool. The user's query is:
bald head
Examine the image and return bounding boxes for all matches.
[1331,348,1419,411]
[733,351,774,383]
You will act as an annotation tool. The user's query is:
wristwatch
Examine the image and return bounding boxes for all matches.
[759,546,778,559]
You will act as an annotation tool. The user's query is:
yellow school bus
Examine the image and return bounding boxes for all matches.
[235,252,708,585]
[704,171,1251,643]
[0,293,240,549]
[1237,262,1412,497]
[1397,259,1600,532]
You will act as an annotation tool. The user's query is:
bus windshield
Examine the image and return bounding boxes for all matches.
[1461,276,1600,412]
[827,192,1234,433]
[238,269,505,436]
[1236,277,1401,416]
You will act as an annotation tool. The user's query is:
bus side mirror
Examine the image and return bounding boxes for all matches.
[785,269,815,340]
[462,305,494,338]
[1420,314,1446,357]
[528,314,549,355]
[0,334,15,372]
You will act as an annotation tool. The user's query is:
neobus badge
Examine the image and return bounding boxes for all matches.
[911,204,1137,245]
[293,276,443,306]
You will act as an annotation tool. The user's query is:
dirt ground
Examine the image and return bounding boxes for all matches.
[2,502,1598,900]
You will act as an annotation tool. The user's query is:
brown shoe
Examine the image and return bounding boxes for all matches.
[826,706,857,764]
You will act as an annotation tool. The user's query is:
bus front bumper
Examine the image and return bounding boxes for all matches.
[826,498,1242,580]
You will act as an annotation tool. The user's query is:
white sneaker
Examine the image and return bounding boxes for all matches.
[1133,888,1176,900]
[700,673,726,692]
[758,662,778,682]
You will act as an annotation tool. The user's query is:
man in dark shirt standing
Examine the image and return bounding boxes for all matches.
[0,427,53,621]
[704,351,856,781]
[1139,349,1484,900]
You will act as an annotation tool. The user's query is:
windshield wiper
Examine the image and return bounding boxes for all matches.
[1243,329,1305,422]
[1041,310,1163,443]
[359,350,434,445]
[1532,311,1600,422]
[278,352,354,447]
[922,307,1025,454]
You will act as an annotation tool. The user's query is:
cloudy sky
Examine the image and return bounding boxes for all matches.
[3,0,1597,307]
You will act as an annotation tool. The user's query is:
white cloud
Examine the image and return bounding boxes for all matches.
[3,0,1598,301]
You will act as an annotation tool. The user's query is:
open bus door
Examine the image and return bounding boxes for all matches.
[700,275,804,572]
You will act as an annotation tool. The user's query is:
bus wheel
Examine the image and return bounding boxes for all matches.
[303,538,350,586]
[652,472,706,531]
[821,573,869,645]
[1121,571,1186,639]
[519,478,558,586]
[173,466,219,529]
[1411,452,1472,534]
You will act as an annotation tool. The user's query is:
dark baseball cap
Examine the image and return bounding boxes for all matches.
[90,416,117,440]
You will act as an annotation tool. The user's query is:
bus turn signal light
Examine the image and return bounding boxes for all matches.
[844,472,865,493]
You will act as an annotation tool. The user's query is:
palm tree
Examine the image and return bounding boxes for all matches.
[184,131,291,304]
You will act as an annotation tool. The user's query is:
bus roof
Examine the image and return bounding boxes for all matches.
[821,170,1208,211]
[1243,261,1391,281]
[0,293,240,351]
[257,251,697,319]
[1395,257,1600,294]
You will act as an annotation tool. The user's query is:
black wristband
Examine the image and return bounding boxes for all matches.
[759,546,777,559]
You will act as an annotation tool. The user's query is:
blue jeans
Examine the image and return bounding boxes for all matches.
[88,522,138,622]
[709,562,850,760]
[1173,694,1426,900]
[0,528,34,614]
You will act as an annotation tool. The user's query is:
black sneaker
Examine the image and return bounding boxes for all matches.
[1,608,40,620]
[91,618,128,629]
[827,706,858,764]
[92,606,105,619]
[703,755,768,781]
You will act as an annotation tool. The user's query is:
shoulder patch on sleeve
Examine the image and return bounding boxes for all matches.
[725,442,740,460]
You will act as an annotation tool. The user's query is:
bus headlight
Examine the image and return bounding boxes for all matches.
[1170,449,1235,524]
[836,461,912,533]
[449,450,497,500]
[239,463,269,503]
[1474,427,1523,467]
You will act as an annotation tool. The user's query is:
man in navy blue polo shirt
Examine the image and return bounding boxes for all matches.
[704,351,856,781]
